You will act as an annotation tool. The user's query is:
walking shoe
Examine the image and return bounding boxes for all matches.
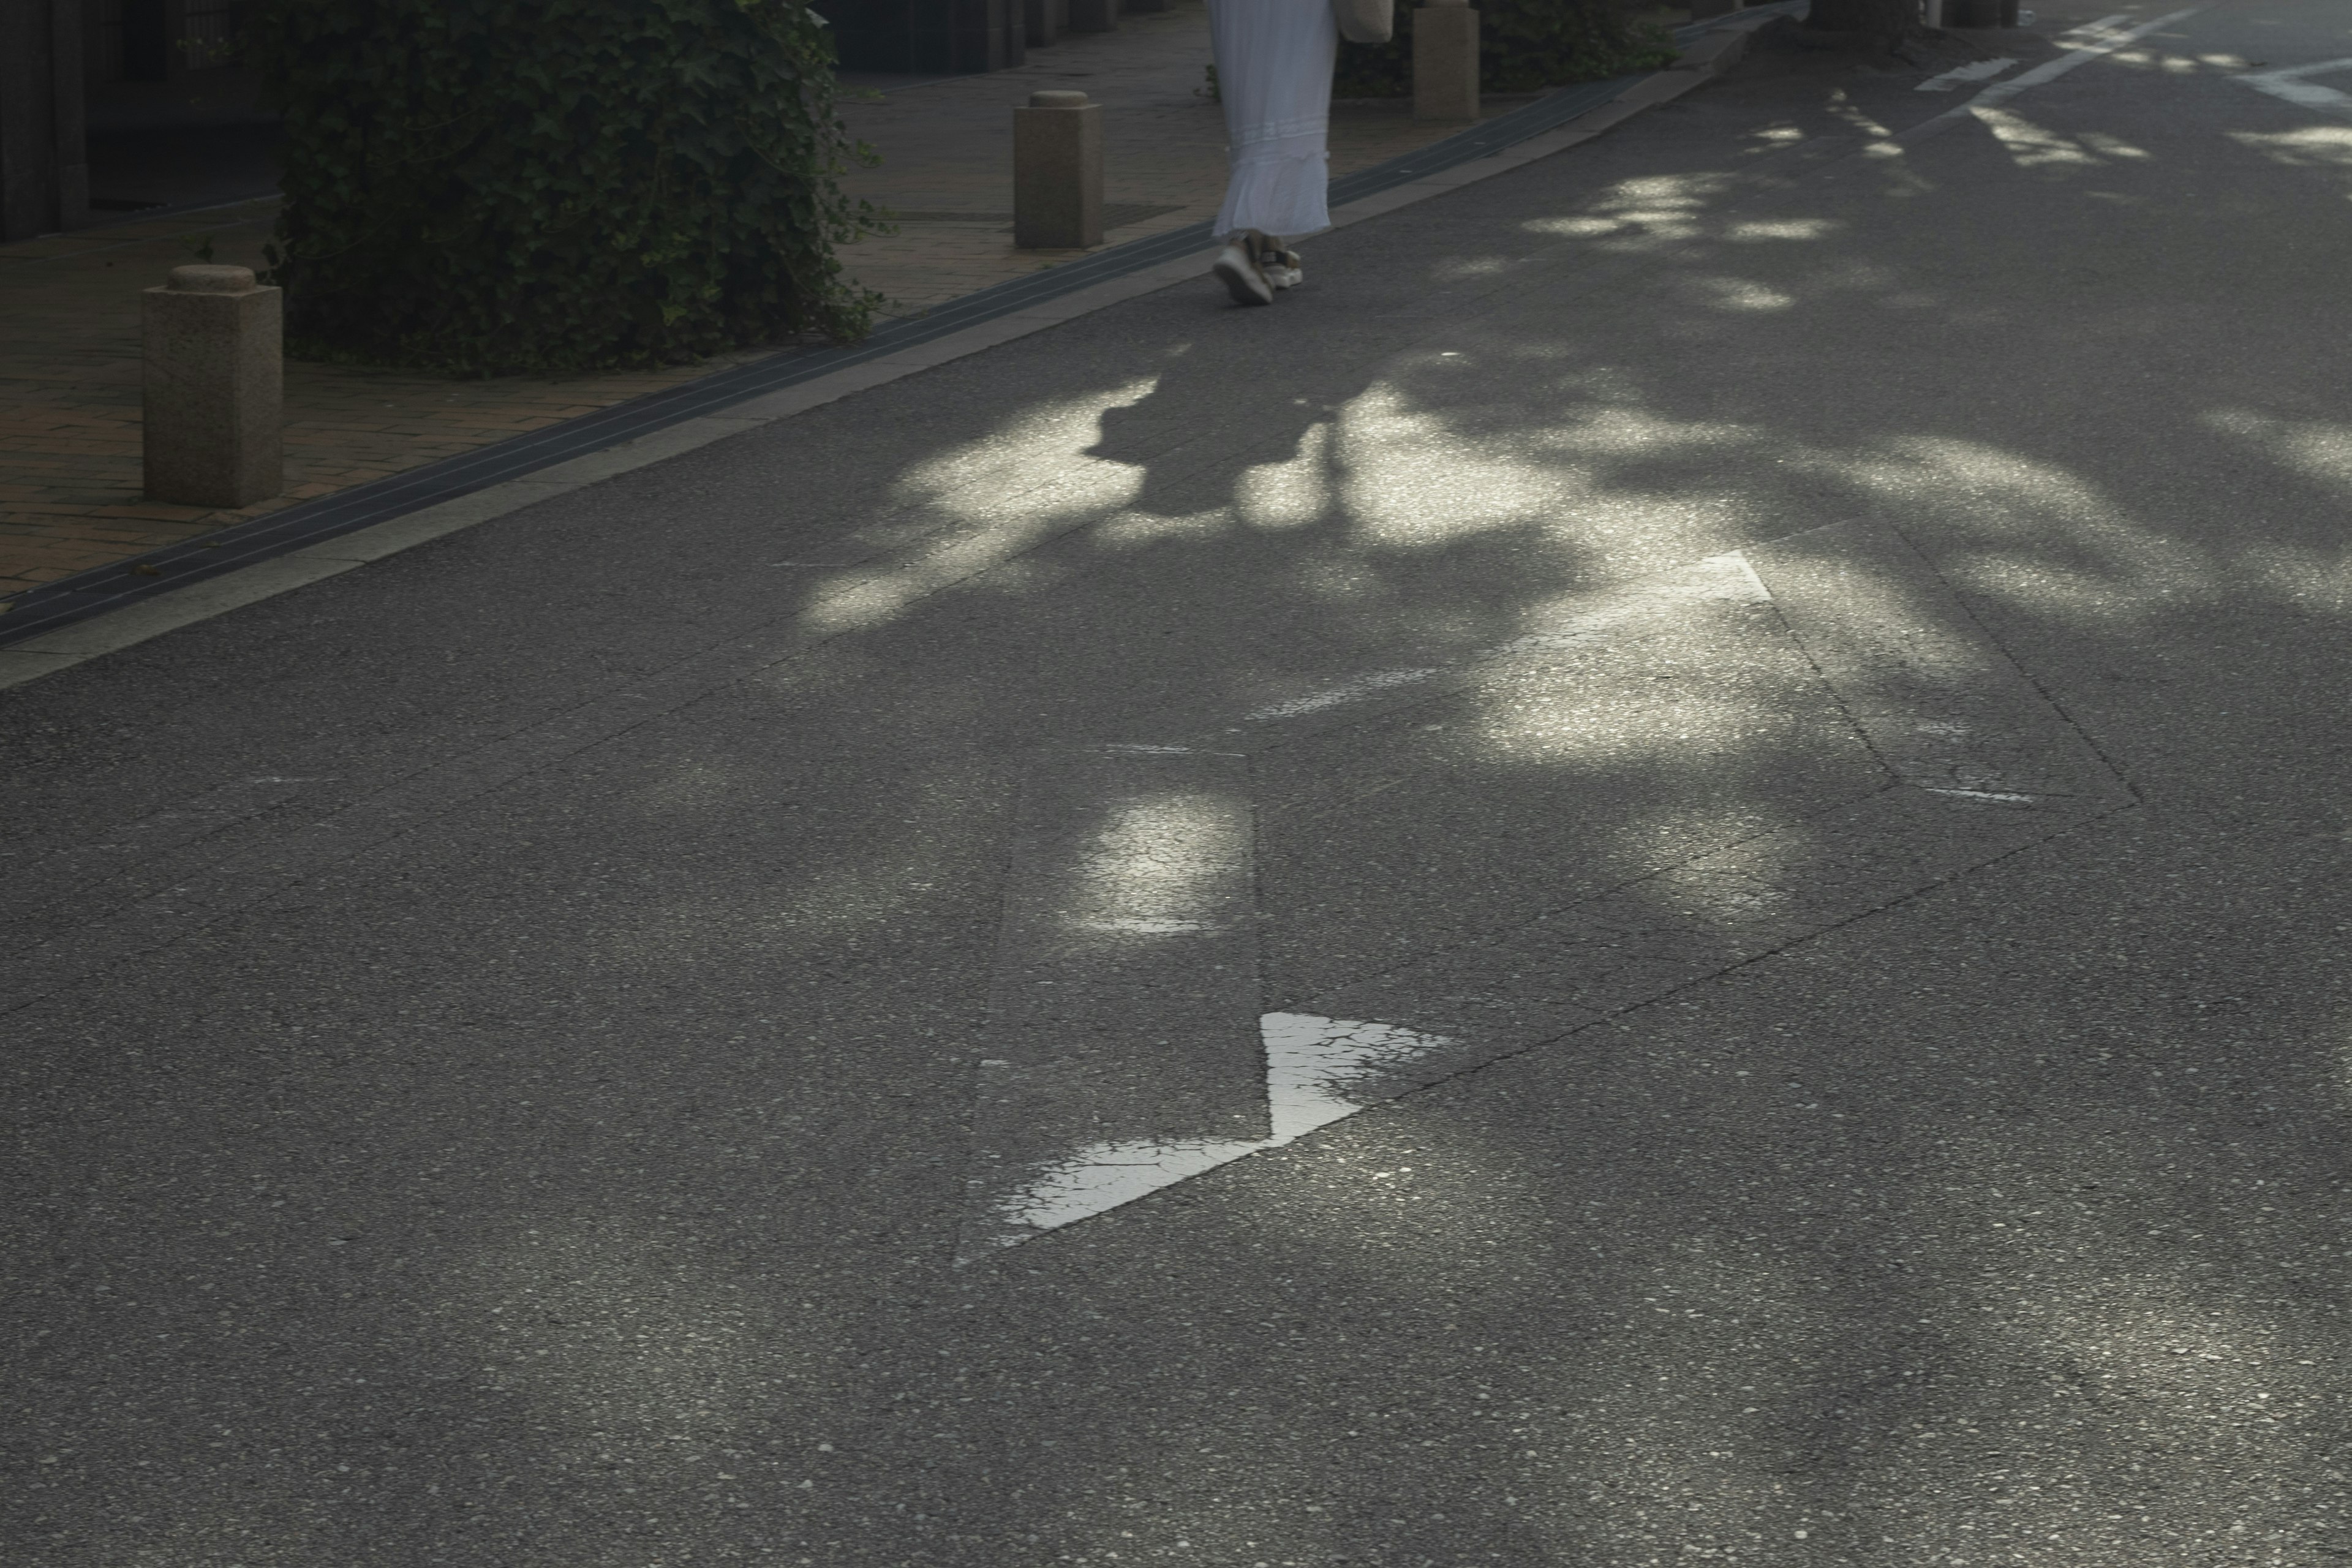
[1213,240,1273,306]
[1262,244,1304,290]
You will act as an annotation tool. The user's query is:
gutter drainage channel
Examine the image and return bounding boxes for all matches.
[0,7,1785,652]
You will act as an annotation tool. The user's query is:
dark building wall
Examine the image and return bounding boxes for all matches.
[817,0,1024,75]
[0,0,91,240]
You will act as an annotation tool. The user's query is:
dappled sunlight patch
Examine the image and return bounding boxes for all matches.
[1296,549,1393,603]
[2204,407,2352,496]
[1433,254,1512,281]
[1817,436,2217,618]
[2005,1269,2301,1403]
[1937,550,2149,622]
[2226,125,2352,172]
[1066,790,1248,939]
[1524,172,1735,246]
[1524,214,1631,238]
[1235,420,1334,530]
[1686,275,1796,313]
[2233,541,2352,612]
[1093,505,1236,548]
[2078,129,2154,160]
[2112,48,2235,77]
[798,377,1161,633]
[893,375,1161,515]
[1824,88,1894,142]
[1334,382,1573,546]
[1469,680,1768,767]
[1534,406,1762,461]
[801,481,1142,633]
[1724,217,1840,242]
[1976,108,2102,169]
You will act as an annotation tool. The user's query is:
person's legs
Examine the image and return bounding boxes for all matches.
[1205,0,1336,303]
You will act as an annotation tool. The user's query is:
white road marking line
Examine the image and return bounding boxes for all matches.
[969,1014,1455,1252]
[2237,59,2352,117]
[1919,58,2018,92]
[1244,668,1439,722]
[1896,7,2209,146]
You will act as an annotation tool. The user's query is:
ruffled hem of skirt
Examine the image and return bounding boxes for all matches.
[1213,150,1331,242]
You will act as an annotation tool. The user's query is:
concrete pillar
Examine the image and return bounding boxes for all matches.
[142,264,283,509]
[1025,0,1069,47]
[1014,90,1103,250]
[1414,1,1479,123]
[0,0,89,241]
[1066,0,1118,32]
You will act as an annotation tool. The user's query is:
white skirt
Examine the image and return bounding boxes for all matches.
[1207,0,1337,243]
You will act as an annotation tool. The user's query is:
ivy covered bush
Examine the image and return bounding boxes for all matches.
[244,0,881,375]
[1335,0,1676,97]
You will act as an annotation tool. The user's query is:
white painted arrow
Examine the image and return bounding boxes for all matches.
[963,1013,1455,1258]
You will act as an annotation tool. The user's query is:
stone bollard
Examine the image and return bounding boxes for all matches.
[1414,0,1480,123]
[142,264,283,509]
[1014,90,1104,249]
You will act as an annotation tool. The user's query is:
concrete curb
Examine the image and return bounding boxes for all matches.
[0,18,1768,695]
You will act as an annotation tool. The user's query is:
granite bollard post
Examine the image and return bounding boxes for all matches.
[141,263,283,509]
[1414,0,1480,122]
[1014,90,1104,250]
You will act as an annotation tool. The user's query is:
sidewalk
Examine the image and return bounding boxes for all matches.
[0,0,1653,603]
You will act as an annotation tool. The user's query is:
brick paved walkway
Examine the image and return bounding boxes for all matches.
[0,0,1570,603]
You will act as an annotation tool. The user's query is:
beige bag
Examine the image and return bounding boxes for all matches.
[1333,0,1395,45]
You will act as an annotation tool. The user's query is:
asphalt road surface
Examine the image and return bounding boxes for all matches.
[6,3,2350,1564]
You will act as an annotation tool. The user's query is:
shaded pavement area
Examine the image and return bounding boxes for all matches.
[5,4,2350,1566]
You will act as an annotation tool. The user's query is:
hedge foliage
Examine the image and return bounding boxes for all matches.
[243,0,882,375]
[1334,0,1677,97]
